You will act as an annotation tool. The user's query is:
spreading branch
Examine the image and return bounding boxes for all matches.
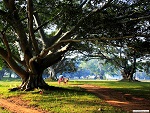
[34,10,64,48]
[52,0,113,45]
[27,0,39,55]
[0,32,11,57]
[79,0,88,9]
[0,47,28,78]
[39,35,134,59]
[0,32,27,68]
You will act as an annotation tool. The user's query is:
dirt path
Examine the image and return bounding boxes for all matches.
[0,96,48,113]
[78,84,150,112]
[0,84,150,113]
[0,99,42,113]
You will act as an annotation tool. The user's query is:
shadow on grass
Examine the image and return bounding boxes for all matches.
[27,86,124,113]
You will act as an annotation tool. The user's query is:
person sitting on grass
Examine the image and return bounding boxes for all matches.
[58,75,64,84]
[58,75,69,84]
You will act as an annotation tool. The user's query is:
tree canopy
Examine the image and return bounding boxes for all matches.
[0,0,150,90]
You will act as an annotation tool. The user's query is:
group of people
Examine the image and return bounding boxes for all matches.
[58,75,69,84]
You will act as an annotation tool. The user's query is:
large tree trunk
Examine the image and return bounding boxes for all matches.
[10,65,58,91]
[121,68,134,81]
[19,73,49,91]
[0,45,65,91]
[11,52,65,91]
[121,61,136,81]
[10,73,57,91]
[121,50,137,81]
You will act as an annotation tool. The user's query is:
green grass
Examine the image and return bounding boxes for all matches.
[22,88,124,113]
[0,79,126,113]
[0,78,23,98]
[69,80,150,99]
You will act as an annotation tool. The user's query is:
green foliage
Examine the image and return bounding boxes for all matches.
[53,57,78,75]
[79,59,118,76]
[79,59,100,75]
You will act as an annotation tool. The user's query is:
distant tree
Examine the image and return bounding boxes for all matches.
[80,40,150,81]
[79,59,118,79]
[51,56,78,79]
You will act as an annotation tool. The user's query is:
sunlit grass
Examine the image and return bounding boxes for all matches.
[21,87,124,113]
[0,79,22,98]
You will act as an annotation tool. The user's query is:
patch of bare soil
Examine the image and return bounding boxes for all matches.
[0,95,48,113]
[77,84,150,113]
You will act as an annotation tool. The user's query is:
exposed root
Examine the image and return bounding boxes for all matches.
[8,76,65,92]
[9,87,20,91]
[8,85,64,92]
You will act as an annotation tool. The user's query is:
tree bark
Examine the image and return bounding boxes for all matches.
[10,71,56,91]
[121,66,136,81]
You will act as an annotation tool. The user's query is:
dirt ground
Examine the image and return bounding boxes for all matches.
[79,84,150,113]
[0,84,150,113]
[0,96,48,113]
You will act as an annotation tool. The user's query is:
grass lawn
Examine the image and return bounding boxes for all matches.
[1,78,149,113]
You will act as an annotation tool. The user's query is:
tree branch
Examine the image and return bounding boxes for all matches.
[12,55,27,68]
[0,32,27,68]
[0,47,8,60]
[118,15,150,24]
[34,20,49,33]
[48,23,67,47]
[33,11,48,48]
[78,0,88,9]
[41,49,67,70]
[27,0,39,55]
[55,0,113,42]
[34,10,64,48]
[39,35,134,59]
[0,32,11,57]
[0,47,28,79]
